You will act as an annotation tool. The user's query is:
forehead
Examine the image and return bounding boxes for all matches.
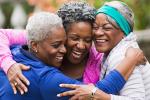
[95,14,108,24]
[68,22,92,36]
[47,27,66,40]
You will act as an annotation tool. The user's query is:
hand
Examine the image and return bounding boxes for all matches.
[125,47,147,66]
[7,63,30,95]
[57,83,96,100]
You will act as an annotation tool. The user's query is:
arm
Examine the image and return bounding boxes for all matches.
[0,29,29,94]
[57,48,146,99]
[105,46,145,100]
[85,47,145,94]
[0,29,27,73]
[115,47,146,81]
[93,48,146,100]
[39,69,82,100]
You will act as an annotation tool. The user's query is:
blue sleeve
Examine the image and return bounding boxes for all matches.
[95,69,126,94]
[39,69,82,100]
[39,68,125,100]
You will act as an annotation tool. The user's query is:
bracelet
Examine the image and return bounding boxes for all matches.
[90,87,98,99]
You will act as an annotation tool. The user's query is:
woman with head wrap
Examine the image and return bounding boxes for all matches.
[0,1,146,99]
[58,1,150,100]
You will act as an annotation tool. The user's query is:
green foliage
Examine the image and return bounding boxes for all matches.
[1,0,150,30]
[1,2,13,28]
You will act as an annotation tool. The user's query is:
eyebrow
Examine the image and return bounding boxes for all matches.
[93,23,112,26]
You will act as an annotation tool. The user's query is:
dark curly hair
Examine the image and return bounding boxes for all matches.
[57,2,96,32]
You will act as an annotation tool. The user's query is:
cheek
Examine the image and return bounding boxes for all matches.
[47,49,58,56]
[66,40,78,52]
[85,43,92,50]
[41,46,58,58]
[67,41,74,48]
[107,34,123,52]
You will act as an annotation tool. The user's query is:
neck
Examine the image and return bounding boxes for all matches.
[60,58,87,79]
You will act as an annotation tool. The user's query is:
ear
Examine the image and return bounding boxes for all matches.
[30,41,39,53]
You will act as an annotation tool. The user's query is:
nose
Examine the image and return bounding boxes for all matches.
[60,45,67,54]
[76,40,86,50]
[93,27,104,37]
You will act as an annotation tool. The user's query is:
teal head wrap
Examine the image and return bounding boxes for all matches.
[96,5,132,36]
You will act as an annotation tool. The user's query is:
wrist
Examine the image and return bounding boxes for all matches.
[90,86,98,99]
[94,89,111,100]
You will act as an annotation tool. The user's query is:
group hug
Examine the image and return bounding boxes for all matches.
[0,1,150,100]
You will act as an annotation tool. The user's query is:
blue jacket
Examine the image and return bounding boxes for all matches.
[0,46,125,100]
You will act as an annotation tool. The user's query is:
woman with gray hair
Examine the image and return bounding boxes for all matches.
[58,1,150,100]
[0,12,68,100]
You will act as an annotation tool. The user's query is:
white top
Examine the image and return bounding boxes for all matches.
[100,33,150,100]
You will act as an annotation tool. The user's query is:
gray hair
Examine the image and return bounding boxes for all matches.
[26,12,63,48]
[57,1,96,32]
[104,1,134,31]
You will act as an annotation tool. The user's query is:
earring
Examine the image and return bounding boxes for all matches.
[35,49,38,53]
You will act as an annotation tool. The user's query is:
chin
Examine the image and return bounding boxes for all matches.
[96,47,110,53]
[52,63,62,68]
[69,59,82,64]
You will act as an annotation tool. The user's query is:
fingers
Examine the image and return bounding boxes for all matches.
[59,84,80,89]
[16,83,24,95]
[18,73,30,86]
[70,94,86,100]
[20,64,30,70]
[10,83,17,94]
[69,93,91,100]
[70,95,80,100]
[7,63,30,95]
[57,90,77,97]
[10,73,29,95]
[15,77,27,95]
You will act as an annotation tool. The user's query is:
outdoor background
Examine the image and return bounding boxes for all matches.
[0,0,150,61]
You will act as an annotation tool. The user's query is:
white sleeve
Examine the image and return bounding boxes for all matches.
[110,67,145,100]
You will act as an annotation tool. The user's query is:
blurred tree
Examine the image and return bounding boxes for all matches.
[1,2,13,28]
[92,0,150,30]
[1,0,150,30]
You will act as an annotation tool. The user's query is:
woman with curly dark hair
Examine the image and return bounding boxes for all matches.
[57,2,98,83]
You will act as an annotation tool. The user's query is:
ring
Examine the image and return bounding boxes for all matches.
[14,82,18,86]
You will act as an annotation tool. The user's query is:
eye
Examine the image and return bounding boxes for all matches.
[103,25,114,31]
[51,42,61,48]
[68,36,79,41]
[84,38,92,43]
[93,25,99,30]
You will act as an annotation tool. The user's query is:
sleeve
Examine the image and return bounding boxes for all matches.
[0,29,27,73]
[39,70,82,100]
[110,68,145,100]
[95,69,126,94]
[106,42,145,100]
[39,68,126,100]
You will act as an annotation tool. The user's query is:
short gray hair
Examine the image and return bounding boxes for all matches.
[105,1,134,31]
[26,12,63,48]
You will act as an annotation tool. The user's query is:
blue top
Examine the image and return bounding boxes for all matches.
[0,45,126,100]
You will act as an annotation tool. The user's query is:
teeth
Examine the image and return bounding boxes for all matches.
[72,51,82,58]
[56,57,63,61]
[96,39,106,43]
[74,51,82,55]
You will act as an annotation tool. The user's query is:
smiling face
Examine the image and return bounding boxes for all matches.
[32,26,67,67]
[93,14,124,54]
[66,22,93,64]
